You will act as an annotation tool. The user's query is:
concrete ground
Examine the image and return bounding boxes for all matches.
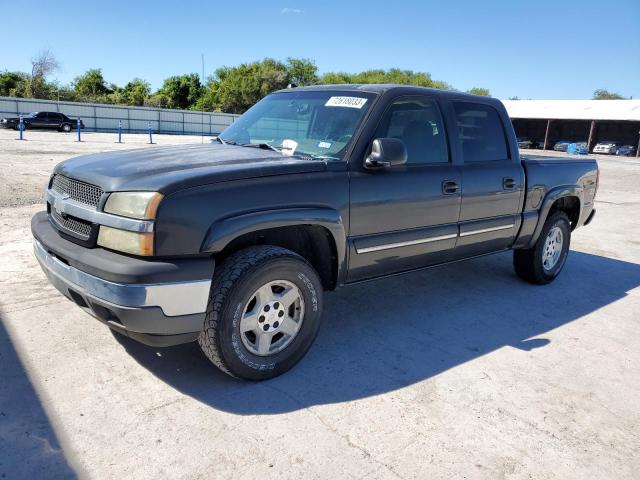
[0,130,638,479]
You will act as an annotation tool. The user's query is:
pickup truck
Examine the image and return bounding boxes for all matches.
[31,85,599,380]
[1,111,84,132]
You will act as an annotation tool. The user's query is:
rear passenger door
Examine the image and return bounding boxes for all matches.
[46,112,62,128]
[452,101,525,257]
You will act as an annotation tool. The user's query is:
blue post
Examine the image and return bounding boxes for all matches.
[118,120,122,143]
[18,114,24,140]
[147,122,153,144]
[76,117,81,142]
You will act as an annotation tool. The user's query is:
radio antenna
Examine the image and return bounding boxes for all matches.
[201,53,205,144]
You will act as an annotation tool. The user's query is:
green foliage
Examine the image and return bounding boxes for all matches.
[593,89,626,100]
[111,78,151,106]
[466,87,491,97]
[207,58,290,114]
[5,54,493,113]
[154,73,202,109]
[0,71,29,97]
[318,68,451,90]
[72,69,112,101]
[285,57,318,86]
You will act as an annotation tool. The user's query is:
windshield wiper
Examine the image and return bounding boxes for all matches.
[214,136,237,145]
[298,152,341,161]
[239,143,282,153]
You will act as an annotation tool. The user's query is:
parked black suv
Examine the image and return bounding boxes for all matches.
[31,85,598,380]
[1,111,84,132]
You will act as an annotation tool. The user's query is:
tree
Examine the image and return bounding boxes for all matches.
[155,73,203,110]
[112,78,150,106]
[73,69,112,101]
[593,89,626,100]
[317,71,353,84]
[318,68,453,90]
[286,57,318,86]
[0,71,29,97]
[29,49,60,98]
[209,59,290,113]
[466,87,491,96]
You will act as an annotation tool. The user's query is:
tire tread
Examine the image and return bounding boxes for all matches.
[514,211,570,285]
[198,246,308,378]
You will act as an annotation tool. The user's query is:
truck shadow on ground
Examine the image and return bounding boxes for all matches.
[114,250,640,415]
[0,316,79,479]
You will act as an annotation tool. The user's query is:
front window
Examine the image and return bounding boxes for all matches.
[220,90,376,160]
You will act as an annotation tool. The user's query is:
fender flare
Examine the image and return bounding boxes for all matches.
[526,185,583,248]
[200,207,348,282]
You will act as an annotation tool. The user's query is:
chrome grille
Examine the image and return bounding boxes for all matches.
[51,174,103,208]
[51,209,93,240]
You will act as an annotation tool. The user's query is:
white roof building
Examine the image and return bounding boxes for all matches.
[501,100,640,122]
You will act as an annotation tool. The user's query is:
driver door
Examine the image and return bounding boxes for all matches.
[347,95,461,282]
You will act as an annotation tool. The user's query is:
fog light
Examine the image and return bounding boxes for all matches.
[97,226,154,256]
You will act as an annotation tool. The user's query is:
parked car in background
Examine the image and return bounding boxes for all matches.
[517,137,535,149]
[593,141,622,155]
[517,137,544,149]
[616,145,637,157]
[567,142,589,155]
[0,111,84,132]
[553,140,573,152]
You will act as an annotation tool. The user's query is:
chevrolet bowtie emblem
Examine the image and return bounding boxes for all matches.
[54,193,71,217]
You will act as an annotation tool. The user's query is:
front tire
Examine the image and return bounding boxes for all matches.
[199,246,324,380]
[514,211,571,284]
[61,123,71,133]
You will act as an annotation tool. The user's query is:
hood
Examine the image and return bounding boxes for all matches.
[54,143,328,193]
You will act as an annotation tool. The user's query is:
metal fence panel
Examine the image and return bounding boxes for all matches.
[95,106,124,119]
[0,96,239,135]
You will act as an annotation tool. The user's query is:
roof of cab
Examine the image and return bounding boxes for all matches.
[274,83,499,102]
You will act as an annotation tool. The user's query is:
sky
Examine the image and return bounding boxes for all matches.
[1,0,639,100]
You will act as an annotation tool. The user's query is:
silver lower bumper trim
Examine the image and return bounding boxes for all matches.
[33,239,211,316]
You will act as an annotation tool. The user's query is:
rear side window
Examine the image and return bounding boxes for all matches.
[453,102,508,162]
[48,113,62,120]
[374,97,448,164]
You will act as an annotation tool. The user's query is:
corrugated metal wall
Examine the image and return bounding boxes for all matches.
[0,96,239,135]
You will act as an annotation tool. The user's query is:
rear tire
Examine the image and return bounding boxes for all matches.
[198,246,324,380]
[514,211,571,285]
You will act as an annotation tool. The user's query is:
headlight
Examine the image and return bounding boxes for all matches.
[103,191,163,220]
[97,226,154,256]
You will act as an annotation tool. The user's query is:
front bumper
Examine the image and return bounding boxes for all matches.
[32,212,214,347]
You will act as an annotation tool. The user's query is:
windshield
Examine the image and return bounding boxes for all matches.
[27,112,38,118]
[219,90,375,160]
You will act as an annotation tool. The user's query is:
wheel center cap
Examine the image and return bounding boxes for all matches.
[259,302,286,333]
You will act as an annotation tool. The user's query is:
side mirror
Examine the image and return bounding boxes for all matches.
[365,138,407,169]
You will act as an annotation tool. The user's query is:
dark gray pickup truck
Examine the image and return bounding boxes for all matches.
[32,85,598,380]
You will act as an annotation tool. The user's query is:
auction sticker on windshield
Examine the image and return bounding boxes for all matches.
[325,96,368,109]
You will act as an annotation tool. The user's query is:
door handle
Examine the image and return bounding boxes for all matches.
[503,177,517,190]
[442,180,460,195]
